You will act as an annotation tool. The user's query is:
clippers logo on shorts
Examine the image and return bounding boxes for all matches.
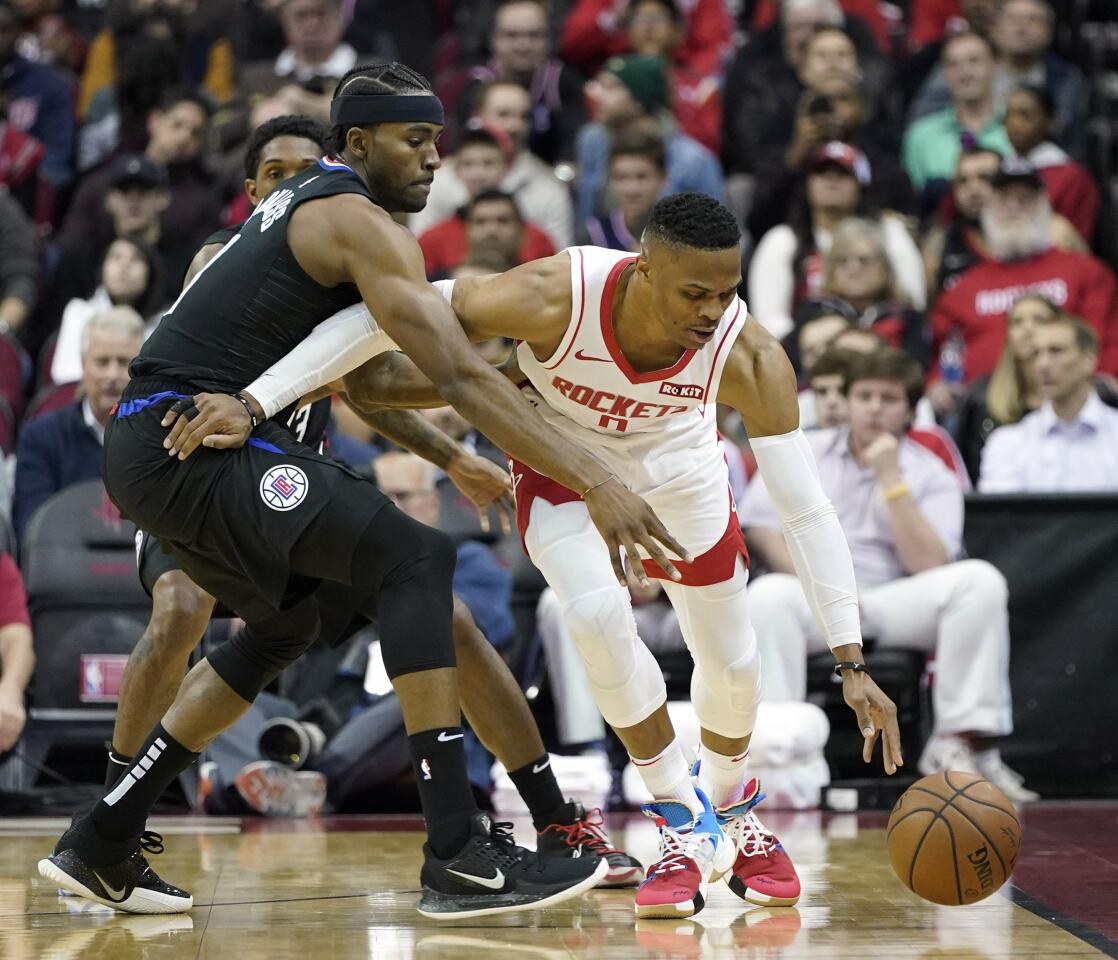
[260,464,309,511]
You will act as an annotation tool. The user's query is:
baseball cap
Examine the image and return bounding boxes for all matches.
[808,141,871,187]
[601,54,669,117]
[992,156,1043,190]
[109,154,170,191]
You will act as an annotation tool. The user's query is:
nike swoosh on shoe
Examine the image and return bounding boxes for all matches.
[446,868,505,891]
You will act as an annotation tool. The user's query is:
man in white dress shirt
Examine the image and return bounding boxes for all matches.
[743,347,1037,804]
[979,314,1118,493]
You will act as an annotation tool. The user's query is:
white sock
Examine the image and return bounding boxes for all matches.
[632,739,701,815]
[699,744,748,808]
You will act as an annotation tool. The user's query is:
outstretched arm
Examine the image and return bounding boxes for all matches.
[718,318,903,774]
[347,402,514,535]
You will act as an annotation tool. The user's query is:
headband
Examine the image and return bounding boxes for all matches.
[330,94,445,127]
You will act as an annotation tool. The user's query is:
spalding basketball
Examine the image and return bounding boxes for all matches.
[887,771,1021,905]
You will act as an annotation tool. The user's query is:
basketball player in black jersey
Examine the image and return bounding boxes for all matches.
[40,64,685,918]
[112,114,644,882]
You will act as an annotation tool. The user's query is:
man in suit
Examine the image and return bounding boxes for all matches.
[13,308,142,544]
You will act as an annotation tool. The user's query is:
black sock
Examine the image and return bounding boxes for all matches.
[105,748,133,791]
[509,754,567,830]
[409,726,478,859]
[91,725,198,842]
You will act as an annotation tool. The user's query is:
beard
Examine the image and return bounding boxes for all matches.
[981,196,1053,262]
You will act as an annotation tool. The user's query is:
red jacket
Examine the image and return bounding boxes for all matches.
[560,0,732,80]
[671,64,721,154]
[419,217,556,278]
[931,248,1118,381]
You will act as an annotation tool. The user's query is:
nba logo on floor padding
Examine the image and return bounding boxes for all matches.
[260,464,309,511]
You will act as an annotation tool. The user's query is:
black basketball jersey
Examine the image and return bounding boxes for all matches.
[132,159,372,394]
[188,216,335,449]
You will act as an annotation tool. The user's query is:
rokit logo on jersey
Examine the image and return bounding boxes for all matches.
[552,376,691,432]
[253,188,295,231]
[660,382,704,400]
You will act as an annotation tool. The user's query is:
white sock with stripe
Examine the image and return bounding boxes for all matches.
[632,739,702,816]
[699,744,749,808]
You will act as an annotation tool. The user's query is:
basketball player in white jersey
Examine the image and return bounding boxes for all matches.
[175,193,905,920]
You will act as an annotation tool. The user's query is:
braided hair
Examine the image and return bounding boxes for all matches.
[328,61,436,155]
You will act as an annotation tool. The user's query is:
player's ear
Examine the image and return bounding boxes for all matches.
[244,178,259,205]
[345,126,369,159]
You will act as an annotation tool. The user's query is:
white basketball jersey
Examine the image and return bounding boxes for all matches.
[517,246,747,496]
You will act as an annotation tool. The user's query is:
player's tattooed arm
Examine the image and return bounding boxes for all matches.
[342,401,514,534]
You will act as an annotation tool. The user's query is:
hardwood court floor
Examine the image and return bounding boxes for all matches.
[3,805,1116,959]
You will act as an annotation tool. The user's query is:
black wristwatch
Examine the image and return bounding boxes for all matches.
[833,661,868,678]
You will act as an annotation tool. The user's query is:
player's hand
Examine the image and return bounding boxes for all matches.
[445,451,515,535]
[0,691,27,752]
[843,670,904,775]
[162,393,256,459]
[582,477,692,586]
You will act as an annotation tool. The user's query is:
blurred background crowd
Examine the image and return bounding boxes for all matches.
[0,0,1116,815]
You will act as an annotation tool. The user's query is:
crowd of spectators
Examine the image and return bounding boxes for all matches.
[1,0,1117,811]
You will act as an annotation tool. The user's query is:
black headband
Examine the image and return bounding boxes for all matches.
[330,94,445,127]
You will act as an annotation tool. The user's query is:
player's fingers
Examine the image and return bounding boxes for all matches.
[644,512,694,565]
[169,416,211,458]
[622,534,651,587]
[638,535,681,582]
[476,507,491,533]
[161,398,192,428]
[605,535,627,586]
[163,404,197,449]
[882,704,904,772]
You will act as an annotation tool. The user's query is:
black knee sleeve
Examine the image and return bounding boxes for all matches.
[351,508,457,679]
[207,594,321,701]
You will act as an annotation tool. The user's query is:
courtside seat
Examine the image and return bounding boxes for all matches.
[2,480,151,791]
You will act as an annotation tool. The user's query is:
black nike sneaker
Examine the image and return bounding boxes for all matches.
[38,820,192,914]
[417,812,607,919]
[537,801,643,888]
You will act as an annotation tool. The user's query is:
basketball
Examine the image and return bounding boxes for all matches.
[887,771,1022,905]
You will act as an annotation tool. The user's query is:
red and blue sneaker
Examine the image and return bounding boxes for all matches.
[717,779,801,906]
[634,788,735,919]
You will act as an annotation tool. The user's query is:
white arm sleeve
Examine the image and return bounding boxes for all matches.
[750,428,862,649]
[431,278,455,303]
[243,302,399,418]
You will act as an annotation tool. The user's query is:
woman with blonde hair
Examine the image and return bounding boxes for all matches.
[789,216,929,372]
[954,294,1053,483]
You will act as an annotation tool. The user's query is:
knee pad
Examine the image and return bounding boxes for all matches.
[691,641,761,740]
[208,597,321,702]
[560,586,665,729]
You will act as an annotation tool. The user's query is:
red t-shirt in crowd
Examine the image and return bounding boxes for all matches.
[0,553,30,629]
[418,217,556,278]
[931,248,1118,381]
